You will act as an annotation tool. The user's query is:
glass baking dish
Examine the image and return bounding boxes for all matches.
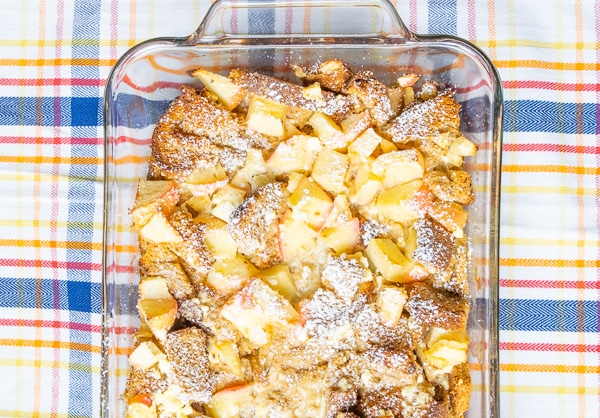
[102,0,502,416]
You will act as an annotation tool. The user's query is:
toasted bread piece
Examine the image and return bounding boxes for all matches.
[230,69,353,122]
[124,365,168,401]
[169,210,214,283]
[293,59,354,93]
[432,238,470,298]
[447,362,471,417]
[424,170,474,205]
[228,182,288,268]
[164,327,214,404]
[343,70,395,127]
[405,282,469,332]
[388,91,461,145]
[412,217,455,273]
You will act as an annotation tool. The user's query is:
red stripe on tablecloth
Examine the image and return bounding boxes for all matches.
[503,80,600,91]
[0,258,102,271]
[501,342,600,353]
[503,143,600,154]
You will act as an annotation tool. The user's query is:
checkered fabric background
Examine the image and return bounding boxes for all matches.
[0,0,598,417]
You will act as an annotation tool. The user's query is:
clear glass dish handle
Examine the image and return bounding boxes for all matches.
[192,0,411,40]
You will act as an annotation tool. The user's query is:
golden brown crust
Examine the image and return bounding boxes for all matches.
[342,70,394,127]
[448,362,472,416]
[293,59,354,93]
[412,217,456,273]
[405,282,469,332]
[124,365,168,399]
[388,90,461,145]
[228,182,288,268]
[230,69,353,122]
[424,170,474,205]
[164,327,214,404]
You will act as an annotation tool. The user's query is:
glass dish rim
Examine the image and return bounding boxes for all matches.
[101,1,503,416]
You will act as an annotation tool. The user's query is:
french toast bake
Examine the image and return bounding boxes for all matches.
[124,60,477,418]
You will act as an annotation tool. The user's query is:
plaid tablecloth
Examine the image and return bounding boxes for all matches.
[0,0,598,417]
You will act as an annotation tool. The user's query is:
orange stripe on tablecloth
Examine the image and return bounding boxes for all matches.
[0,58,117,67]
[501,342,600,352]
[503,80,600,91]
[0,239,102,251]
[493,59,600,71]
[502,363,600,374]
[0,338,131,356]
[502,164,600,175]
[500,258,600,268]
[0,156,101,165]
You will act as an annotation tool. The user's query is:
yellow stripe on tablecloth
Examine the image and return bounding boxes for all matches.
[0,359,101,374]
[502,185,599,195]
[500,385,600,395]
[502,363,600,374]
[502,164,600,175]
[501,237,600,247]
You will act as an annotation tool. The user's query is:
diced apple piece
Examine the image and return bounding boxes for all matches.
[131,180,179,228]
[191,68,246,111]
[422,327,469,372]
[206,254,259,296]
[376,286,408,326]
[340,111,372,144]
[231,149,270,191]
[350,179,382,206]
[288,177,334,230]
[187,162,228,185]
[302,82,324,101]
[374,180,433,224]
[371,149,425,188]
[428,200,469,238]
[138,297,178,341]
[266,135,322,174]
[319,218,360,254]
[210,184,247,222]
[128,340,165,370]
[287,172,307,194]
[221,278,299,346]
[259,264,298,301]
[311,147,349,194]
[348,128,383,160]
[379,138,398,153]
[207,339,243,377]
[449,135,477,157]
[206,385,253,418]
[397,73,420,87]
[126,400,157,418]
[184,194,211,214]
[139,276,172,300]
[195,215,238,259]
[278,209,318,261]
[139,212,183,244]
[365,238,428,283]
[246,95,287,138]
[308,112,345,149]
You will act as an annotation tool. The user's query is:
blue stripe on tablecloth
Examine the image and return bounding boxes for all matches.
[2,97,598,134]
[69,1,101,416]
[428,0,457,35]
[0,277,100,312]
[500,299,599,332]
[248,1,275,69]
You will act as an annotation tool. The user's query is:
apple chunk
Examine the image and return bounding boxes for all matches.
[139,212,183,244]
[348,127,383,160]
[371,149,425,188]
[365,238,428,283]
[138,296,178,341]
[246,95,287,138]
[191,68,246,111]
[131,180,179,228]
[278,209,318,262]
[311,147,349,195]
[259,264,298,302]
[266,135,322,174]
[374,180,433,224]
[288,177,333,230]
[220,278,299,346]
[206,385,253,418]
